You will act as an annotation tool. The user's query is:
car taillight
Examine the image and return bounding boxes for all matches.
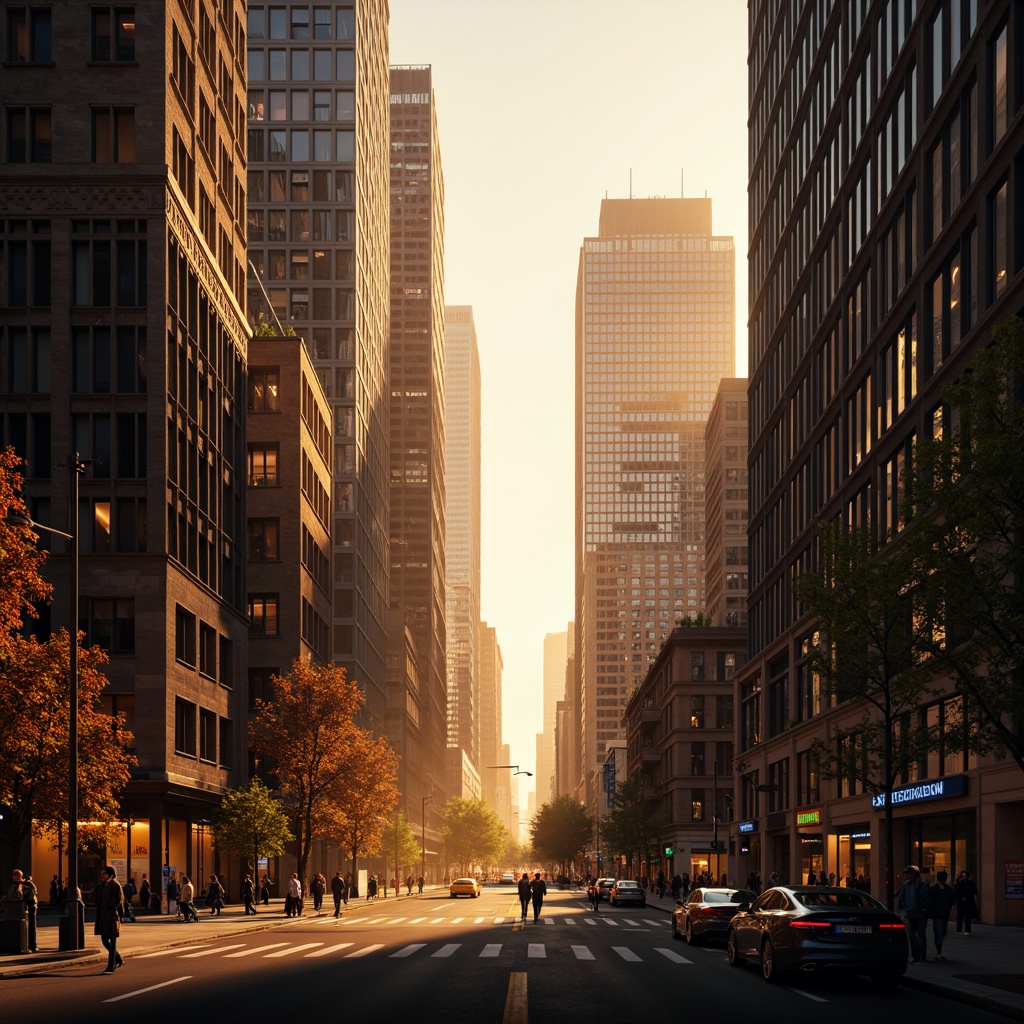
[879,922,906,930]
[789,919,831,928]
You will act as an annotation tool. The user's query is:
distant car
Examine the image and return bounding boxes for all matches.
[500,873,516,885]
[672,887,756,944]
[449,877,481,898]
[727,886,908,989]
[609,880,646,908]
[587,877,616,902]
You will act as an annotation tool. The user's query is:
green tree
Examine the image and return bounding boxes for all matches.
[529,794,593,877]
[794,521,948,908]
[600,774,659,876]
[907,315,1024,774]
[676,612,714,627]
[441,797,504,877]
[211,777,293,879]
[370,809,421,885]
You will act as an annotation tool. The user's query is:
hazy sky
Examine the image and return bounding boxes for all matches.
[389,0,749,814]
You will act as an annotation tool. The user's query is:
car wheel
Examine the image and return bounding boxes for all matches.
[727,929,744,966]
[686,919,700,945]
[870,972,901,992]
[474,891,480,898]
[761,937,782,984]
[449,894,456,899]
[671,918,681,940]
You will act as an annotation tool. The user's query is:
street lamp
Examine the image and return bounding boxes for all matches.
[420,794,433,887]
[5,454,88,950]
[485,764,533,777]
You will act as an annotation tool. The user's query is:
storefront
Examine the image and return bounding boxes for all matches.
[796,807,823,883]
[827,826,873,892]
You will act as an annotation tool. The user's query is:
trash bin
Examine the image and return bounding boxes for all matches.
[1,900,28,954]
[57,901,85,951]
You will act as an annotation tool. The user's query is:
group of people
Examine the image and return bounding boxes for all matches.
[899,865,980,963]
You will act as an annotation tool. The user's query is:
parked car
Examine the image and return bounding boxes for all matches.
[673,887,757,944]
[449,877,481,898]
[726,886,908,989]
[500,873,515,885]
[609,880,646,908]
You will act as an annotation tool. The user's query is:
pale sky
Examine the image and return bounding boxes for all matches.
[389,0,749,815]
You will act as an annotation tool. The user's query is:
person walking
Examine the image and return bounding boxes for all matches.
[7,869,38,953]
[242,874,257,915]
[139,875,152,914]
[121,875,137,922]
[94,865,125,974]
[311,872,325,914]
[954,869,979,935]
[406,874,414,895]
[517,872,531,921]
[166,875,180,918]
[179,875,199,922]
[416,875,424,894]
[367,874,378,900]
[286,872,302,916]
[331,871,346,917]
[260,875,271,906]
[207,874,224,915]
[898,865,933,963]
[670,873,683,900]
[929,870,957,960]
[529,872,547,922]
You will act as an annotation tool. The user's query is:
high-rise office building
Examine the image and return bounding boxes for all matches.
[388,64,448,810]
[0,2,250,891]
[740,0,1024,915]
[478,621,503,812]
[245,1,391,728]
[444,306,482,778]
[536,628,569,805]
[574,197,735,802]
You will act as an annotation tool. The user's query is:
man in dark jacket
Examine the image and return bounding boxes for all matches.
[529,872,547,922]
[242,874,257,915]
[517,873,531,921]
[94,865,125,974]
[898,865,932,963]
[929,870,957,960]
[331,871,346,917]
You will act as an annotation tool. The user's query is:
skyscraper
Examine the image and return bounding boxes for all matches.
[245,1,391,727]
[574,197,735,802]
[388,63,448,805]
[0,2,249,890]
[444,306,482,778]
[536,628,569,806]
[478,621,503,812]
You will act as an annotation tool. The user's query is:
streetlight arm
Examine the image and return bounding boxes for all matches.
[4,511,73,541]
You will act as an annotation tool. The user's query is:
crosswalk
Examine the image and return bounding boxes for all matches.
[134,938,693,964]
[310,914,664,928]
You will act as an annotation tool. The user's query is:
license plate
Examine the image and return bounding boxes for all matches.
[837,924,872,934]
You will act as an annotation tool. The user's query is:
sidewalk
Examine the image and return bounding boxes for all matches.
[640,888,1024,1021]
[4,890,1024,1020]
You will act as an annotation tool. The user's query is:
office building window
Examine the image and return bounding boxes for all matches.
[247,518,280,561]
[199,622,217,679]
[7,6,51,62]
[79,597,135,654]
[5,107,50,162]
[174,698,196,756]
[248,368,280,412]
[175,605,196,666]
[91,107,135,163]
[91,6,135,61]
[248,594,279,636]
[199,708,217,762]
[248,667,279,710]
[218,718,233,768]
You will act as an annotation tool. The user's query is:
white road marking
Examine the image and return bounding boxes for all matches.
[305,943,354,957]
[390,943,427,958]
[622,919,640,926]
[613,946,642,961]
[103,977,192,1003]
[603,919,619,927]
[584,918,597,926]
[344,944,384,957]
[264,943,323,957]
[473,917,485,924]
[527,943,545,958]
[432,943,460,957]
[565,918,577,926]
[135,947,210,958]
[653,948,692,964]
[430,917,446,924]
[224,943,290,957]
[180,944,246,958]
[789,988,830,1003]
[544,918,554,925]
[409,917,427,924]
[494,917,507,924]
[480,943,502,957]
[571,945,595,960]
[451,917,464,923]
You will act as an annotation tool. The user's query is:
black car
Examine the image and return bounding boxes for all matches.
[609,880,646,908]
[727,886,908,989]
[673,887,756,944]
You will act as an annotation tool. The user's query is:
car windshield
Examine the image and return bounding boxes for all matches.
[454,879,475,885]
[704,890,756,903]
[794,890,884,909]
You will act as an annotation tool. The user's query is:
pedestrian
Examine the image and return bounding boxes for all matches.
[139,874,152,914]
[530,872,547,922]
[898,865,933,963]
[345,872,354,903]
[406,874,414,895]
[416,874,424,894]
[260,875,271,905]
[241,874,256,915]
[7,870,38,953]
[954,869,979,935]
[670,873,683,899]
[286,872,302,916]
[166,875,180,918]
[49,874,60,907]
[121,875,137,922]
[207,873,223,915]
[517,872,531,921]
[179,875,199,922]
[929,870,957,960]
[367,874,378,900]
[311,872,325,914]
[331,871,346,917]
[94,865,125,974]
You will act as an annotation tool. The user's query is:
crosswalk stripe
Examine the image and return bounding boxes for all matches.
[653,948,692,964]
[494,917,507,925]
[430,917,446,924]
[135,946,211,958]
[389,917,407,924]
[391,944,427,958]
[224,943,290,957]
[544,918,554,925]
[480,944,502,957]
[344,944,384,958]
[432,944,460,958]
[265,943,323,957]
[527,943,545,958]
[622,919,640,926]
[180,944,246,958]
[565,918,577,926]
[604,919,619,927]
[612,946,642,962]
[584,918,597,926]
[451,918,464,923]
[473,917,485,924]
[571,945,595,960]
[409,917,427,924]
[306,943,354,957]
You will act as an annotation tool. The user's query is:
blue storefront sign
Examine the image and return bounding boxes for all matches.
[738,820,757,833]
[871,774,969,809]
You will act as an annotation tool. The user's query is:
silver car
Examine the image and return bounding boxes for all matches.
[673,887,757,944]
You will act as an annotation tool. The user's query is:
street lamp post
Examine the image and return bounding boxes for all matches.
[485,764,533,777]
[6,454,88,950]
[420,794,433,887]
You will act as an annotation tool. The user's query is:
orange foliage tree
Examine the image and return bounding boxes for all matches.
[249,658,398,885]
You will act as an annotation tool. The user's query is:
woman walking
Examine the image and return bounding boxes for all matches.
[954,869,979,935]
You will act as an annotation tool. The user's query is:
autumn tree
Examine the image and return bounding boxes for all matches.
[249,659,364,883]
[529,795,593,877]
[441,797,504,877]
[212,777,293,878]
[370,808,421,885]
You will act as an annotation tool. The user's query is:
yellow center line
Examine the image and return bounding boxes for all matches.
[503,972,528,1024]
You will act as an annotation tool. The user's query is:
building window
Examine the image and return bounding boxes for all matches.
[248,594,279,636]
[247,518,279,561]
[219,636,233,689]
[174,698,196,756]
[691,792,705,822]
[690,651,705,681]
[990,22,1008,147]
[199,622,217,679]
[218,717,233,768]
[248,368,280,412]
[79,597,135,654]
[248,667,278,710]
[690,695,704,729]
[5,107,50,162]
[199,708,217,763]
[91,6,135,61]
[247,444,279,486]
[7,7,51,62]
[991,180,1008,298]
[91,107,135,163]
[175,605,196,666]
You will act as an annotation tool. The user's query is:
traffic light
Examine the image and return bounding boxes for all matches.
[663,845,674,857]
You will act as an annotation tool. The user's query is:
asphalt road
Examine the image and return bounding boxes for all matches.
[4,888,1013,1024]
